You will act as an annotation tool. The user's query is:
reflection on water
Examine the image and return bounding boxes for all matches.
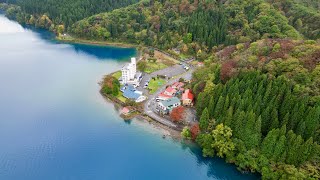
[23,25,136,60]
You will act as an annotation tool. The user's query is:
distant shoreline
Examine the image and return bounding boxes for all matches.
[56,36,138,49]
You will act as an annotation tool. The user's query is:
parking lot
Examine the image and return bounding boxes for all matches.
[150,64,187,79]
[137,64,188,94]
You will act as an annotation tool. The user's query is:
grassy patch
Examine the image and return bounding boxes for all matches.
[179,54,193,60]
[145,62,168,73]
[116,92,127,102]
[112,71,122,79]
[148,78,166,94]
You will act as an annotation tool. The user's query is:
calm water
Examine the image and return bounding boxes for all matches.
[0,15,258,180]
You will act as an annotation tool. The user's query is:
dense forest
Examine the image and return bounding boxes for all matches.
[192,39,320,179]
[267,0,320,40]
[1,0,319,179]
[70,0,305,54]
[0,0,139,32]
[2,0,319,53]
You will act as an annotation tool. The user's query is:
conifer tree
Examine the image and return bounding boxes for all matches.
[296,121,306,137]
[261,106,271,134]
[304,107,320,139]
[273,135,286,162]
[208,96,216,118]
[261,129,280,158]
[224,106,233,127]
[214,95,225,120]
[269,108,279,131]
[286,135,303,166]
[199,108,210,131]
[281,113,290,127]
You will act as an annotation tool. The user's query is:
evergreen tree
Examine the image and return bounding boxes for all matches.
[224,106,233,127]
[273,135,286,162]
[269,108,279,131]
[304,107,320,139]
[261,129,280,158]
[199,108,210,131]
[296,121,306,137]
[213,95,225,120]
[208,96,216,118]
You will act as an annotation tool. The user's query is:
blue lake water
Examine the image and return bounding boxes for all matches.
[0,15,258,180]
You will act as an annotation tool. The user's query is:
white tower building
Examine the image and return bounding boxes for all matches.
[121,57,137,84]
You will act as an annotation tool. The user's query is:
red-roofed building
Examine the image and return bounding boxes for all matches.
[171,82,184,90]
[164,86,177,96]
[157,92,173,101]
[171,82,179,89]
[121,107,131,115]
[176,82,184,90]
[181,89,194,106]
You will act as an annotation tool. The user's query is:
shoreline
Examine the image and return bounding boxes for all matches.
[56,36,138,49]
[99,85,182,140]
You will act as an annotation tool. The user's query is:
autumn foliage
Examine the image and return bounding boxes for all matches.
[190,124,200,140]
[170,106,185,122]
[220,60,236,82]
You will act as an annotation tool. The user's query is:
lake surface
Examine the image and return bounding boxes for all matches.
[0,15,258,180]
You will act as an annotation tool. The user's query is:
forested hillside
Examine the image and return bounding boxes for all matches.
[0,0,139,32]
[267,0,320,39]
[71,0,305,55]
[192,39,320,179]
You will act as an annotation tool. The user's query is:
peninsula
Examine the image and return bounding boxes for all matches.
[99,47,197,136]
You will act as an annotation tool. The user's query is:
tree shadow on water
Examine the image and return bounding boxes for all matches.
[23,25,137,60]
[179,141,260,180]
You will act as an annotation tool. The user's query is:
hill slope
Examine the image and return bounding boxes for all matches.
[70,0,319,54]
[192,39,320,179]
[1,0,139,31]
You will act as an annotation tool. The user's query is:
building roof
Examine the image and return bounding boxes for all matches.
[176,82,184,89]
[160,97,181,107]
[158,92,173,99]
[121,107,130,114]
[182,89,194,101]
[122,85,141,100]
[172,82,179,88]
[165,87,177,94]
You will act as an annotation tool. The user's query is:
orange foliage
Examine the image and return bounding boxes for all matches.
[190,124,200,140]
[170,106,185,122]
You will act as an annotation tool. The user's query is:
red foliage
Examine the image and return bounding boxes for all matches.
[303,50,320,70]
[190,124,200,140]
[278,39,296,52]
[170,106,185,122]
[220,60,237,82]
[217,45,236,59]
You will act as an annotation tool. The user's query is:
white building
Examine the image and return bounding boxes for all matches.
[121,57,137,84]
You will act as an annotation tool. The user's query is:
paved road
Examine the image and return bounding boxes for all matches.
[142,67,195,129]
